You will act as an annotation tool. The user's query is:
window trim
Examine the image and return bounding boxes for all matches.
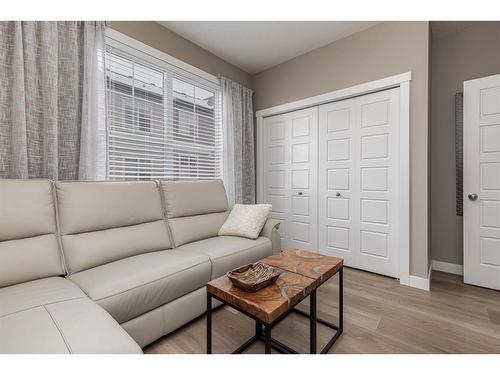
[106,28,219,87]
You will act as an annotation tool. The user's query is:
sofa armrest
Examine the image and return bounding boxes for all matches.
[260,218,281,254]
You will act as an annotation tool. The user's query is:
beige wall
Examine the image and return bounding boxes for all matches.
[109,21,253,88]
[253,22,431,278]
[430,22,500,265]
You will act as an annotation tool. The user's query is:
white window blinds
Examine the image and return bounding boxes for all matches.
[105,45,222,180]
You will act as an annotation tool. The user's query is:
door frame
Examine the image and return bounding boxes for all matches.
[256,72,412,286]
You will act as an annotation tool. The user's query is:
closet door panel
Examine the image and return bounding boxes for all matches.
[289,109,318,250]
[263,107,318,251]
[357,89,399,277]
[264,116,289,246]
[319,100,357,265]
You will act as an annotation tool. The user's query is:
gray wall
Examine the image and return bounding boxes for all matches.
[430,22,500,265]
[108,21,500,274]
[109,21,253,88]
[253,22,431,278]
[110,21,436,278]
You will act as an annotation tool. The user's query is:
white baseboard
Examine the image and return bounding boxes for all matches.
[408,263,432,291]
[431,260,463,275]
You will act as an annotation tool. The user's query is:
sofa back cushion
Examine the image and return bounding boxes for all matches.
[0,179,64,287]
[161,180,229,247]
[56,181,172,274]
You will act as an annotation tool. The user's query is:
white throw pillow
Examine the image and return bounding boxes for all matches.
[218,204,272,240]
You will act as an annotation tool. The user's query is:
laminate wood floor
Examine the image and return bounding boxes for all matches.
[144,269,500,354]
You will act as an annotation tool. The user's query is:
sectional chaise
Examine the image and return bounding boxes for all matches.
[0,179,280,353]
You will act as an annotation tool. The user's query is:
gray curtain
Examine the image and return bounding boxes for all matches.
[0,21,107,180]
[221,77,255,205]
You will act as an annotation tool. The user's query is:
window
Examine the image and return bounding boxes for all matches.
[105,41,222,180]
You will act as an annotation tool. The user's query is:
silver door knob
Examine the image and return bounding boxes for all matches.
[336,192,342,197]
[468,193,478,201]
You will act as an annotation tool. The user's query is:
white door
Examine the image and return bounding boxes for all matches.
[464,74,500,290]
[318,88,400,278]
[263,107,318,251]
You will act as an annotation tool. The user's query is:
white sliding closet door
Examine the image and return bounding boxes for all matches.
[263,107,318,251]
[318,88,400,277]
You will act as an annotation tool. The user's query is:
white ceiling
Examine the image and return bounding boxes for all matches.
[158,21,380,74]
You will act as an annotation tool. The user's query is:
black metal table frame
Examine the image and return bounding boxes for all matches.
[206,266,343,354]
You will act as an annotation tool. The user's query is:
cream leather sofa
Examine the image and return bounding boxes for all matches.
[0,179,280,353]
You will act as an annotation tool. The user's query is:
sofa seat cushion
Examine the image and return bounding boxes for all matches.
[0,277,85,317]
[69,250,211,324]
[177,236,273,278]
[0,277,141,354]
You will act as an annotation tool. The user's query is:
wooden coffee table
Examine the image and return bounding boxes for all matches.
[206,249,343,354]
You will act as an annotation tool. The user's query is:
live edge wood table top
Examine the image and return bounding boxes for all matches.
[261,249,343,288]
[206,249,343,325]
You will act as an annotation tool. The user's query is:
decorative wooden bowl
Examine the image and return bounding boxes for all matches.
[227,263,283,293]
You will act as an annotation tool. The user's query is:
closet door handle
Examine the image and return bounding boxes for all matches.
[336,192,342,197]
[298,192,303,195]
